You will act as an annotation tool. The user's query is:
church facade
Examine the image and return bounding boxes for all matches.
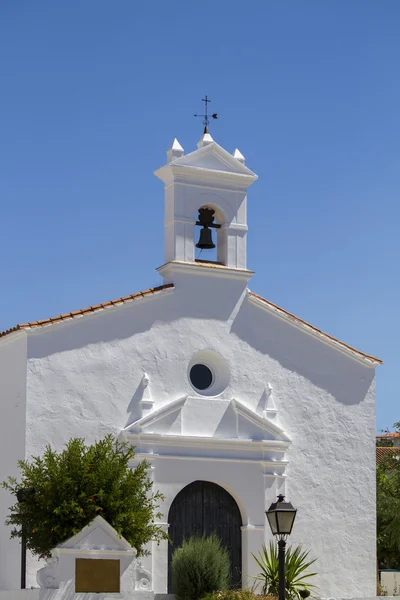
[0,131,381,597]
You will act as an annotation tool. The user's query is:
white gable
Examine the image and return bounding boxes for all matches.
[123,395,290,442]
[59,515,132,552]
[169,142,257,178]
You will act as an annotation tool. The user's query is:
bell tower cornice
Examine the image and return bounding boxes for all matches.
[154,135,257,189]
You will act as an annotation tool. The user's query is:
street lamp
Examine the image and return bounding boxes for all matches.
[16,487,35,589]
[266,494,297,600]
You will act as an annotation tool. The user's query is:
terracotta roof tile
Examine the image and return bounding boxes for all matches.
[376,446,400,465]
[249,291,382,365]
[0,284,174,338]
[376,432,400,439]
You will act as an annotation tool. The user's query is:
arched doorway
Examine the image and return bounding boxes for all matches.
[168,480,242,592]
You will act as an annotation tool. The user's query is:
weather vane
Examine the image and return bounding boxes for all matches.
[194,95,218,133]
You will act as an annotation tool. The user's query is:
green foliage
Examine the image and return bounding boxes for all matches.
[377,445,400,569]
[201,590,276,600]
[252,542,317,599]
[2,435,167,558]
[172,534,231,600]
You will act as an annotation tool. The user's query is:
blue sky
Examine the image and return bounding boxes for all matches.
[1,1,398,431]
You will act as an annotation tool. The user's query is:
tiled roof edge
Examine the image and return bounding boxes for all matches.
[248,291,382,366]
[0,284,174,339]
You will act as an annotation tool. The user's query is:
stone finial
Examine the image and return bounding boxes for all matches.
[142,372,150,388]
[141,373,153,414]
[197,131,214,149]
[232,148,245,164]
[167,138,184,162]
[263,383,278,422]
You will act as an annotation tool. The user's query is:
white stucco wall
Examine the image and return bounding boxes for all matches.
[0,334,28,590]
[16,270,377,598]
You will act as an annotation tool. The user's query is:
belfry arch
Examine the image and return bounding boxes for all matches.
[194,204,227,265]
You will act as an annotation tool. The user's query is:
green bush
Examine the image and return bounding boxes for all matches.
[252,542,317,599]
[2,435,167,558]
[172,534,231,600]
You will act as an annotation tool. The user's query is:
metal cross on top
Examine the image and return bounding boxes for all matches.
[194,95,218,133]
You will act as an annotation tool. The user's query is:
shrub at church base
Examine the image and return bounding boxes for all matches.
[172,534,231,600]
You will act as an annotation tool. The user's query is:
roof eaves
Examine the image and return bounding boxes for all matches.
[0,284,174,339]
[248,291,382,366]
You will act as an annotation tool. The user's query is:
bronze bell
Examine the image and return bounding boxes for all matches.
[196,226,215,249]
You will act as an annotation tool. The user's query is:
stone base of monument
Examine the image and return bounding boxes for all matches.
[37,516,153,600]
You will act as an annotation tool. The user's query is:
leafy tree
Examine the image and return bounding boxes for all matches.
[377,441,400,569]
[2,435,167,558]
[377,420,400,568]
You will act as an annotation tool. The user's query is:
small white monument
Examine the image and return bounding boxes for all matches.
[37,515,152,600]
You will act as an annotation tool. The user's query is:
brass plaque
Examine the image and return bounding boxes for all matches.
[75,558,120,593]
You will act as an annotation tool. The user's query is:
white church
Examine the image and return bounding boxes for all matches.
[0,129,381,597]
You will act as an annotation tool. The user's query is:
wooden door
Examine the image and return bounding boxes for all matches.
[168,480,242,592]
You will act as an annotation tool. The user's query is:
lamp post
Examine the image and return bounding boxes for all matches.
[16,487,35,589]
[265,494,297,600]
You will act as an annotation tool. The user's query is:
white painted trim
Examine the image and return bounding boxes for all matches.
[171,141,256,175]
[164,217,248,232]
[123,396,291,444]
[58,515,132,552]
[241,525,264,531]
[155,141,258,183]
[164,215,196,226]
[123,396,187,432]
[164,179,253,193]
[155,166,256,190]
[134,452,289,467]
[232,398,290,441]
[157,261,254,282]
[221,223,248,232]
[124,432,291,451]
[154,522,169,527]
[0,330,27,347]
[53,548,135,557]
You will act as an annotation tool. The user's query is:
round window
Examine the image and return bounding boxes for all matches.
[189,364,213,391]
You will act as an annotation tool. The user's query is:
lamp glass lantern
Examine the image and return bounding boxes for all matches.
[266,494,297,538]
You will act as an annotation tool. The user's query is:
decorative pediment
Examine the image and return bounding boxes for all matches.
[123,396,289,443]
[59,515,133,552]
[155,141,258,185]
[170,142,257,177]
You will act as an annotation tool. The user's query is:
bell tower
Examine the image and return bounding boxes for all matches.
[154,131,257,280]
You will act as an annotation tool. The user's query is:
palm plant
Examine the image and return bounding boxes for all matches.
[252,542,317,599]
